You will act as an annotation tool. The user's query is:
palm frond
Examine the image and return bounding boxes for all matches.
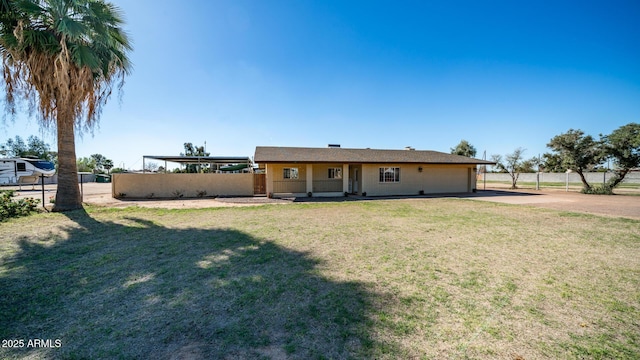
[56,14,89,40]
[69,42,99,69]
[13,0,45,16]
[1,0,133,127]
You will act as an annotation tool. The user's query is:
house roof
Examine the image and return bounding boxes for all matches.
[254,146,495,165]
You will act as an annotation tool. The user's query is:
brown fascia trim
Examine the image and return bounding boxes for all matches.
[256,161,495,165]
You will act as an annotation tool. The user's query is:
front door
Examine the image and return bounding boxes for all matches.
[353,168,359,193]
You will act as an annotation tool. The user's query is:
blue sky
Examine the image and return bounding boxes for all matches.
[1,0,639,170]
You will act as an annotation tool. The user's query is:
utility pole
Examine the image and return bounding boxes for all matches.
[483,150,486,190]
[536,153,540,190]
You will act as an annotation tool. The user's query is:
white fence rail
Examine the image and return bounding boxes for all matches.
[481,172,640,184]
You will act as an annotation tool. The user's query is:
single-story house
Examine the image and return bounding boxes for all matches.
[254,146,495,197]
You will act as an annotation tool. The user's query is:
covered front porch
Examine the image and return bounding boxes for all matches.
[266,163,362,197]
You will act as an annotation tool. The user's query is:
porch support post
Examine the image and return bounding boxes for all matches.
[306,164,313,194]
[265,164,273,196]
[343,164,349,194]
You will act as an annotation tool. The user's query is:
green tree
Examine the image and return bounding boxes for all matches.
[0,136,26,157]
[547,129,602,191]
[491,148,532,189]
[540,152,566,172]
[0,135,55,161]
[76,157,96,172]
[90,153,114,173]
[1,0,132,211]
[181,142,210,173]
[601,123,640,188]
[103,159,114,174]
[450,140,477,158]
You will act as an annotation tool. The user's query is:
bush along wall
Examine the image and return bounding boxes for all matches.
[0,190,40,222]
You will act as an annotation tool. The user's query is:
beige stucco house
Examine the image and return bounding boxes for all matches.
[254,146,494,197]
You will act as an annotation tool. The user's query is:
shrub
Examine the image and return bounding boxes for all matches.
[581,185,614,195]
[0,190,40,221]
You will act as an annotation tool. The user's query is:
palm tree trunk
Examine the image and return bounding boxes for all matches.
[53,111,82,211]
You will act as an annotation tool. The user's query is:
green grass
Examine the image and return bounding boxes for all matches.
[1,200,639,359]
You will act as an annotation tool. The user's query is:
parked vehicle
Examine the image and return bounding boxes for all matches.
[0,158,56,185]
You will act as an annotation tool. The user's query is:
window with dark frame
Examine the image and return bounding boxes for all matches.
[283,167,299,179]
[328,168,342,179]
[379,167,400,183]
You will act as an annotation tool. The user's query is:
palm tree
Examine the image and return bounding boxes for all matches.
[103,158,113,174]
[1,0,131,211]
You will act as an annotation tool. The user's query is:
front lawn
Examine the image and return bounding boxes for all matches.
[1,199,638,359]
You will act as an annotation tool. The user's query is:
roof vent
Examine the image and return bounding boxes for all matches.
[328,144,341,148]
[405,146,415,151]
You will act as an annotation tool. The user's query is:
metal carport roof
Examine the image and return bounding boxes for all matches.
[142,155,252,173]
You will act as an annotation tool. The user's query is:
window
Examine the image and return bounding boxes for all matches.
[26,160,55,171]
[328,168,342,179]
[379,167,400,183]
[283,167,299,179]
[16,162,26,172]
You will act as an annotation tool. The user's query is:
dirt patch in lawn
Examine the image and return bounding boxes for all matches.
[469,188,640,220]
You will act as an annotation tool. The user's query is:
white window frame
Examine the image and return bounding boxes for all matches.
[328,167,342,179]
[379,167,400,183]
[283,167,299,180]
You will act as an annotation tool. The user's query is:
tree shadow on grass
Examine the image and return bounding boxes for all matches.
[0,209,390,359]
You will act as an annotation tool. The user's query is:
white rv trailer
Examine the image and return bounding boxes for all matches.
[0,158,56,185]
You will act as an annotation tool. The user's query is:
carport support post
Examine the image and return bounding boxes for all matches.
[536,172,540,190]
[41,174,46,210]
[482,151,488,191]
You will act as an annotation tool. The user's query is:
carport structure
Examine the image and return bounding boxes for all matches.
[142,155,253,173]
[113,155,257,199]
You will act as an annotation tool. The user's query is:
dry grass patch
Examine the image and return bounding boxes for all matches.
[1,199,638,359]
